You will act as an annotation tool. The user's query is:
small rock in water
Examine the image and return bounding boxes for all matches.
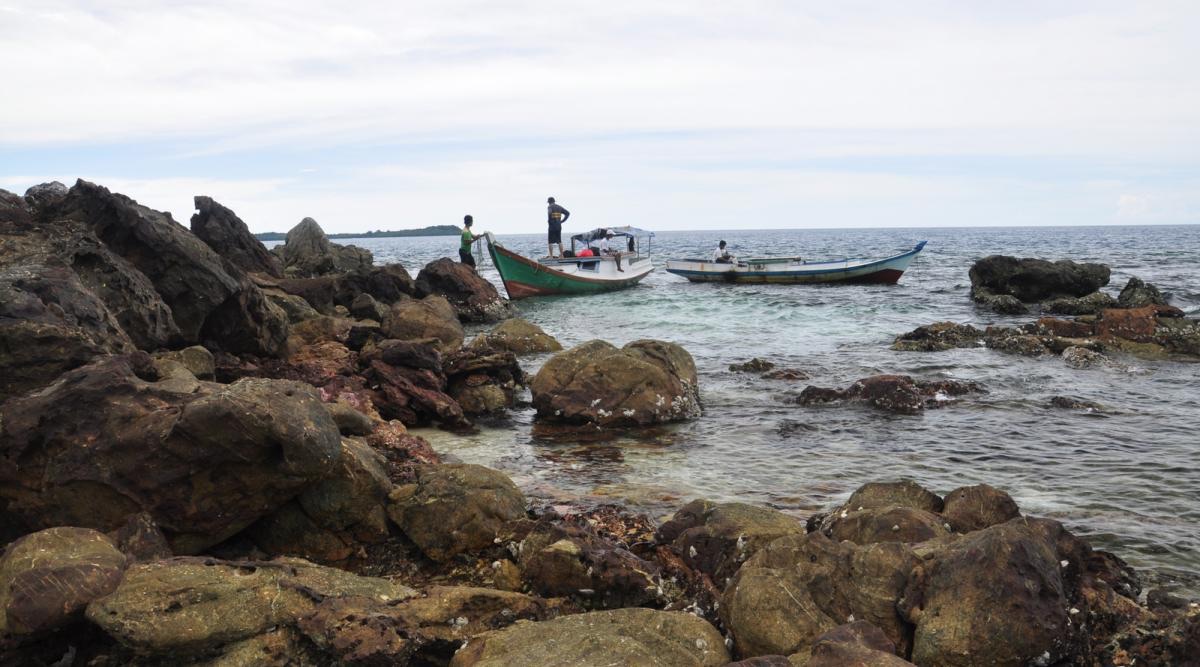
[1062,346,1108,369]
[729,358,774,373]
[1049,395,1107,412]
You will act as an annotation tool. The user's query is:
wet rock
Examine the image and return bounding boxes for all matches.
[349,292,388,321]
[386,464,526,562]
[249,437,392,563]
[85,556,415,654]
[395,585,567,649]
[60,180,289,356]
[976,291,1029,314]
[1094,305,1199,358]
[721,532,918,658]
[295,595,419,665]
[1062,345,1109,369]
[360,351,467,428]
[983,330,1051,356]
[471,318,563,355]
[0,354,343,554]
[1042,291,1118,315]
[655,500,805,585]
[940,484,1021,533]
[190,196,283,278]
[153,345,215,380]
[969,255,1111,303]
[730,358,774,372]
[416,257,515,323]
[799,621,913,667]
[1050,395,1107,411]
[1118,276,1167,308]
[531,339,701,427]
[450,607,729,667]
[366,421,442,473]
[1034,316,1097,339]
[382,295,466,352]
[762,368,809,381]
[819,505,951,545]
[444,344,526,415]
[846,480,945,514]
[890,322,984,352]
[902,518,1072,667]
[0,527,127,636]
[515,521,662,608]
[795,375,984,414]
[1147,588,1190,611]
[725,657,793,667]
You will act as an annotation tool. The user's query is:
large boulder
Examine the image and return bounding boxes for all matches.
[333,264,416,306]
[275,217,372,277]
[655,500,806,586]
[0,527,127,637]
[56,180,288,356]
[415,258,515,323]
[969,255,1110,308]
[845,480,944,513]
[381,295,466,352]
[0,353,343,554]
[386,464,526,562]
[471,318,563,355]
[530,339,701,427]
[721,532,918,659]
[190,196,283,277]
[450,607,730,667]
[86,556,415,655]
[902,518,1073,666]
[443,343,526,415]
[248,437,392,563]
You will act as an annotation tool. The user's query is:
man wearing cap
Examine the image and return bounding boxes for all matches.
[596,229,624,272]
[546,196,570,258]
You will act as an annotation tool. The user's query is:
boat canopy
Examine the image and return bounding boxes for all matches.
[571,226,655,244]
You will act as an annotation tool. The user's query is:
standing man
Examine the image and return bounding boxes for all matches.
[546,196,570,258]
[459,215,478,269]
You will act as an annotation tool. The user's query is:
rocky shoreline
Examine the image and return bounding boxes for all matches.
[2,181,1197,665]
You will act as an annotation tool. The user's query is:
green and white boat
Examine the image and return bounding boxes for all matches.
[480,227,655,299]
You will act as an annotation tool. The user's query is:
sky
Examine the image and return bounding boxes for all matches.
[2,1,1199,234]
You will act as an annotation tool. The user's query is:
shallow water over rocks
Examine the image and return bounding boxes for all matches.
[324,225,1200,595]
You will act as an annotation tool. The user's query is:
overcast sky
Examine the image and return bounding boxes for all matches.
[2,1,1199,234]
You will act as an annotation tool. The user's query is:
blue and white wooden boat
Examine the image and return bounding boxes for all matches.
[664,241,927,285]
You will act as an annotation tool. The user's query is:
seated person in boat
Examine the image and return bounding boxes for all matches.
[597,230,624,272]
[459,215,478,269]
[712,240,735,264]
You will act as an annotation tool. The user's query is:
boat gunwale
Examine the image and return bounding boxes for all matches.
[489,241,654,286]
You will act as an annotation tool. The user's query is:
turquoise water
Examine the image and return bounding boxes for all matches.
[342,226,1200,595]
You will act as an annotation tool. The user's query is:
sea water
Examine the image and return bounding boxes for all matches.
[333,226,1200,595]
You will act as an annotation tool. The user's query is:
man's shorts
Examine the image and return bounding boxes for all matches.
[548,223,562,244]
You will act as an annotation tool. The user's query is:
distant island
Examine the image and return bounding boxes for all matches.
[254,225,460,241]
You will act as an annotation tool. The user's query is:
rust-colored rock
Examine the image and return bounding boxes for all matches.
[416,257,515,323]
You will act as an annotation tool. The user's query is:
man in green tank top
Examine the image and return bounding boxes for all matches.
[459,215,478,268]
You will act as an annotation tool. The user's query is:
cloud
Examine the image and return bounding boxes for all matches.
[2,1,1199,231]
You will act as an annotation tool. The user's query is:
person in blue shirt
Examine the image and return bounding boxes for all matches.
[546,196,570,258]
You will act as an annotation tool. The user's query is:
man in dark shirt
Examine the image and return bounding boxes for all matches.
[546,196,570,258]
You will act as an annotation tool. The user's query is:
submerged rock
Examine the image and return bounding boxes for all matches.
[415,258,515,323]
[891,322,985,352]
[795,374,985,414]
[729,358,775,372]
[450,607,729,667]
[530,339,701,427]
